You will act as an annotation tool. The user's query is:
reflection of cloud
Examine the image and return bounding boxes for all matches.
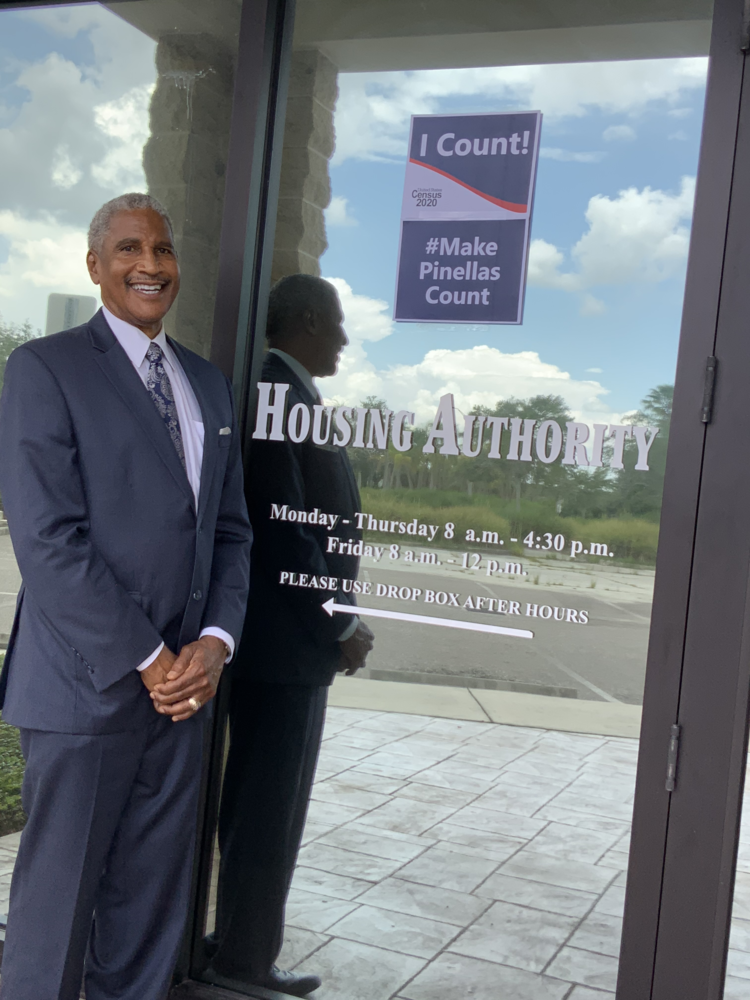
[320,279,619,426]
[2,13,156,221]
[91,84,155,189]
[0,6,156,325]
[529,177,695,293]
[540,148,605,163]
[603,124,636,141]
[0,210,96,329]
[333,59,707,165]
[580,294,606,316]
[324,195,358,227]
[51,144,83,189]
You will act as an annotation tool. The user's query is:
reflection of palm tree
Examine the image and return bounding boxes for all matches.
[345,384,674,525]
[627,384,673,428]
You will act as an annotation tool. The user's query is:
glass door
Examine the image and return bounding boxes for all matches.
[191,2,747,999]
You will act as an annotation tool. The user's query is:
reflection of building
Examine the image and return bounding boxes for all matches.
[44,293,98,336]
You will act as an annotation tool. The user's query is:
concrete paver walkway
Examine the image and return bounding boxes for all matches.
[2,704,750,998]
[270,706,750,1000]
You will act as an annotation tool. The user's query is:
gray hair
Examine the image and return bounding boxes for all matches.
[267,274,339,344]
[87,193,174,254]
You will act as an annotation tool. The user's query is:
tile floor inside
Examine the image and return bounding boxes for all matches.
[2,705,750,999]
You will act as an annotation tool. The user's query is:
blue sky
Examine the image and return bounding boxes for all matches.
[319,62,707,421]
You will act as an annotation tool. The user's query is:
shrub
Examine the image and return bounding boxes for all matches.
[0,715,25,837]
[359,488,659,563]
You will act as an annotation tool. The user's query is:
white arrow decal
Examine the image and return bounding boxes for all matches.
[322,598,533,640]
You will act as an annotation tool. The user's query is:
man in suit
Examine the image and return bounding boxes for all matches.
[0,192,252,1000]
[207,274,374,997]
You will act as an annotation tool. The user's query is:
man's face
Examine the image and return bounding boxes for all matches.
[86,209,180,335]
[311,296,348,378]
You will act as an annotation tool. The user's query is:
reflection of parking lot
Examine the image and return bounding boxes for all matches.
[0,533,651,702]
[0,534,21,641]
[354,550,654,705]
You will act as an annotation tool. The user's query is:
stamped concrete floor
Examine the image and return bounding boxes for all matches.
[2,705,750,998]
[267,705,750,1000]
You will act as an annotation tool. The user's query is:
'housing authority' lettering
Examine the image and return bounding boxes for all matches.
[253,383,658,472]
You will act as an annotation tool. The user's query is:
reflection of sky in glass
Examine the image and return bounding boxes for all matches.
[0,5,157,333]
[320,62,707,420]
[0,6,708,421]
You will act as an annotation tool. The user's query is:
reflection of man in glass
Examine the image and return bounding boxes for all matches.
[207,275,374,996]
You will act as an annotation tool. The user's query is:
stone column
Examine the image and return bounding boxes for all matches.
[271,49,338,282]
[143,34,235,358]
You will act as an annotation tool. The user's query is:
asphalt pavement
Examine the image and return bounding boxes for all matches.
[353,547,653,706]
[0,535,652,704]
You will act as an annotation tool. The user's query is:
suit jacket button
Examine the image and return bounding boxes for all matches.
[193,590,202,601]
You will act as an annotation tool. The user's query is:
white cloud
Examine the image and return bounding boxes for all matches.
[324,195,358,228]
[603,124,636,142]
[319,278,619,426]
[0,6,156,325]
[586,367,603,373]
[0,210,97,331]
[669,107,692,118]
[527,239,576,291]
[580,294,606,316]
[668,130,689,141]
[91,84,154,189]
[51,144,83,189]
[540,148,605,163]
[1,9,155,221]
[529,177,695,294]
[333,58,707,165]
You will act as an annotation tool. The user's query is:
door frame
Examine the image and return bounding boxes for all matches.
[620,0,750,997]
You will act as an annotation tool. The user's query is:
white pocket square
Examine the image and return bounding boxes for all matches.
[219,426,232,435]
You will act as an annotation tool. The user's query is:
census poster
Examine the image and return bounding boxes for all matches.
[394,111,542,324]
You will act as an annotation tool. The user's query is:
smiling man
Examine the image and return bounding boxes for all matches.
[0,193,252,1000]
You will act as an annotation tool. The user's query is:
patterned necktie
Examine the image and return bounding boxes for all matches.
[145,342,186,471]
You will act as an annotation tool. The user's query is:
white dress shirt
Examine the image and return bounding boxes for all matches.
[103,307,235,671]
[267,348,357,644]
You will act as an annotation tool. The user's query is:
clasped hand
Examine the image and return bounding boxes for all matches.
[339,620,375,676]
[140,635,226,721]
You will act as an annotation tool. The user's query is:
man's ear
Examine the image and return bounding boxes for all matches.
[302,307,317,335]
[87,251,101,286]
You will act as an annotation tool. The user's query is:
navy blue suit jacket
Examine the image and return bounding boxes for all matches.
[0,309,252,735]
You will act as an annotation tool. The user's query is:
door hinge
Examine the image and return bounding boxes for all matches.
[665,724,681,792]
[743,0,750,50]
[701,356,718,424]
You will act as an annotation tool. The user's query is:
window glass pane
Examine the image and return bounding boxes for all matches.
[208,2,713,997]
[0,0,240,884]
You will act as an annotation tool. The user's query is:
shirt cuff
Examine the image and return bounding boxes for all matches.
[200,627,235,663]
[137,641,164,672]
[337,617,359,643]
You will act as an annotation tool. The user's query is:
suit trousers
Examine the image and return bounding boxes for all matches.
[0,712,203,1000]
[212,680,328,980]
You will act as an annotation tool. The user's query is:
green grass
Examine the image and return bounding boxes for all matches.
[0,714,25,836]
[360,488,660,564]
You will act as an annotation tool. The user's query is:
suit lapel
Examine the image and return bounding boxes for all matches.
[265,354,318,406]
[89,311,195,509]
[170,339,217,523]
